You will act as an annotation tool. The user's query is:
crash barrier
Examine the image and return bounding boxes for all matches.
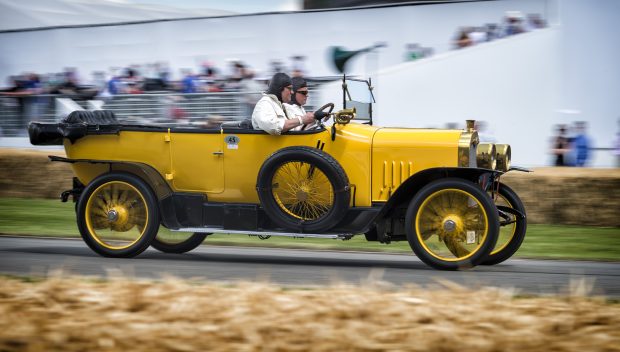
[0,91,246,136]
[1,149,618,227]
[0,88,320,137]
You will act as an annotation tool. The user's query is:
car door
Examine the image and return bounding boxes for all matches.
[168,130,224,193]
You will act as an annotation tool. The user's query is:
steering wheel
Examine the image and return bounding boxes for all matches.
[306,103,334,130]
[314,103,334,121]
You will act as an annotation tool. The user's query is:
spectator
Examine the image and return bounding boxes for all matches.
[468,27,488,44]
[124,66,143,94]
[240,68,265,118]
[181,69,199,94]
[107,68,124,95]
[614,118,620,167]
[290,55,307,77]
[0,75,36,134]
[503,11,526,36]
[454,27,473,49]
[550,124,570,166]
[485,23,501,41]
[404,43,423,61]
[526,13,547,30]
[572,121,591,167]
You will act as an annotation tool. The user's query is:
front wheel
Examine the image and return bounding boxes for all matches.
[405,178,499,270]
[480,183,527,265]
[77,172,159,258]
[151,232,208,254]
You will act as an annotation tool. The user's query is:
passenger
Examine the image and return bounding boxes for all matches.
[252,73,314,135]
[283,77,316,131]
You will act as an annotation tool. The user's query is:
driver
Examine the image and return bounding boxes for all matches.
[252,73,314,135]
[283,77,317,131]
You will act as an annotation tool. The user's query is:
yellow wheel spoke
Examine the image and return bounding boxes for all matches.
[272,162,335,221]
[85,181,149,250]
[416,188,489,262]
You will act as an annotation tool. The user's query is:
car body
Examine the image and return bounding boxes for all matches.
[29,78,527,270]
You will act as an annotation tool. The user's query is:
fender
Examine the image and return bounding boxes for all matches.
[374,167,504,219]
[49,156,183,229]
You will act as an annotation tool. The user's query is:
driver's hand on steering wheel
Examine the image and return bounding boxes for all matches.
[301,112,315,125]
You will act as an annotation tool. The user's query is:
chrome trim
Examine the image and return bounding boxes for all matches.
[495,144,511,172]
[458,130,479,167]
[476,143,497,170]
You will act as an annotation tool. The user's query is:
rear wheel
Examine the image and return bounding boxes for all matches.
[480,183,527,265]
[77,172,159,258]
[151,232,208,254]
[405,178,499,270]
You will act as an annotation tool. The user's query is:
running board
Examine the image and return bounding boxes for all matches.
[171,227,355,240]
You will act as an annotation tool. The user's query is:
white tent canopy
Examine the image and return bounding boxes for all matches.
[0,0,236,32]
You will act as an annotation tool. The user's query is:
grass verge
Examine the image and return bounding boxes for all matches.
[1,197,619,260]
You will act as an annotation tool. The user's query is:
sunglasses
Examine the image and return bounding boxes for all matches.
[296,90,309,96]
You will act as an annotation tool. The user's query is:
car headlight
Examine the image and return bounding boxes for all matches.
[476,143,497,170]
[458,120,479,167]
[495,144,511,172]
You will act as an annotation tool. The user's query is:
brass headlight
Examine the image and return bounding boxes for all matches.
[476,143,497,170]
[458,120,479,167]
[495,144,511,172]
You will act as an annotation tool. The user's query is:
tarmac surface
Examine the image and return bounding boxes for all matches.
[1,236,619,296]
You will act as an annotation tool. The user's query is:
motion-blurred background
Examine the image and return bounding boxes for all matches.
[0,0,618,168]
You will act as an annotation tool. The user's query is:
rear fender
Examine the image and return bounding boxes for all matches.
[50,156,182,228]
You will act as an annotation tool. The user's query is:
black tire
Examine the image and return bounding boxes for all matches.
[480,183,527,265]
[151,232,208,254]
[257,146,350,232]
[77,172,159,258]
[405,178,499,270]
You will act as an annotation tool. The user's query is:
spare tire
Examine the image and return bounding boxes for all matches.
[63,110,118,125]
[257,146,350,233]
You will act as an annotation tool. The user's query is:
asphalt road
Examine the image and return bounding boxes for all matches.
[1,236,619,297]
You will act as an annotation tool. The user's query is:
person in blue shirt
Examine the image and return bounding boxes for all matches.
[182,70,198,94]
[572,121,591,167]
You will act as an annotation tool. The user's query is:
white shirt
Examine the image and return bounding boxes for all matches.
[252,94,290,135]
[283,103,307,132]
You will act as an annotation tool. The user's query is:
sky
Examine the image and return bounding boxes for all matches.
[128,0,302,13]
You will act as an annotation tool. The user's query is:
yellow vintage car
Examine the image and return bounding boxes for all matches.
[29,78,526,270]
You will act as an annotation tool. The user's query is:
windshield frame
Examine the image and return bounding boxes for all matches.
[341,75,376,125]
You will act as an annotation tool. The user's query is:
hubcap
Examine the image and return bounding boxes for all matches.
[107,209,118,222]
[443,219,456,232]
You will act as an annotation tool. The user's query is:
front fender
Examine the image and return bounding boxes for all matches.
[376,167,502,218]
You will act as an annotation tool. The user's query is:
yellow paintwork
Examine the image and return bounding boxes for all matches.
[371,128,461,201]
[65,130,172,186]
[64,121,464,208]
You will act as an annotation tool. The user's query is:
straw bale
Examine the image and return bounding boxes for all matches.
[1,149,619,226]
[0,276,619,352]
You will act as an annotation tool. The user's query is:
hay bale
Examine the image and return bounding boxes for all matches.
[502,168,620,227]
[0,149,72,199]
[1,149,618,226]
[0,276,618,352]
